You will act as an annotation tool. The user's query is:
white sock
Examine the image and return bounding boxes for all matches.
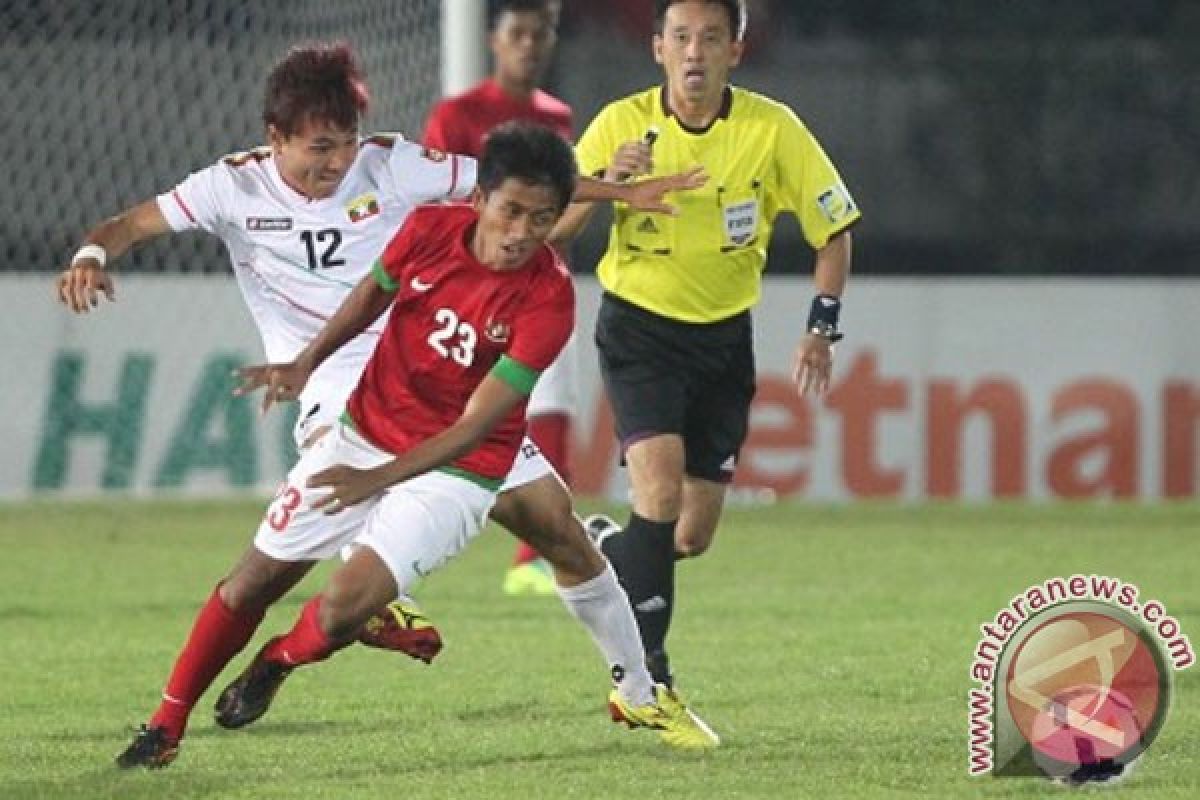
[556,564,656,707]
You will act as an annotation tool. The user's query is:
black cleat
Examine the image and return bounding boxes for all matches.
[214,638,293,729]
[583,514,622,551]
[115,724,179,769]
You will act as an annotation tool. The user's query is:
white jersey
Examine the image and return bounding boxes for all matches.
[157,135,478,442]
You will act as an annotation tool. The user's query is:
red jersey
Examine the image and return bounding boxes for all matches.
[423,78,573,157]
[345,205,574,483]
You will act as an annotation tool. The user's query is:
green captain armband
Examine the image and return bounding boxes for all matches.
[371,259,398,292]
[491,355,541,395]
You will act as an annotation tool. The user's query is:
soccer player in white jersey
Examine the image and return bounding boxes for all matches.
[56,42,713,768]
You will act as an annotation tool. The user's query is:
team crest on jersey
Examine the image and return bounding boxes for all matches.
[346,193,381,223]
[246,217,293,231]
[484,320,511,344]
[816,184,857,224]
[421,146,448,163]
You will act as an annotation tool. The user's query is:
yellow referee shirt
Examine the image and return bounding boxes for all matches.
[576,86,861,323]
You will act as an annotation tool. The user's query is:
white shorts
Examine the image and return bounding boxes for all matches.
[254,422,495,591]
[527,331,578,417]
[498,436,562,494]
[293,376,356,451]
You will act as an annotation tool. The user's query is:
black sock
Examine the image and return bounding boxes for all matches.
[598,524,625,572]
[645,648,673,688]
[611,513,677,683]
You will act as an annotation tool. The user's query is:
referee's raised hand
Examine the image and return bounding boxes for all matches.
[605,139,655,182]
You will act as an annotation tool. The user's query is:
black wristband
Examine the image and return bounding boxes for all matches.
[806,294,844,342]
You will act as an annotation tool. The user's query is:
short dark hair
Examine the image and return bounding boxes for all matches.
[654,0,747,41]
[263,41,369,136]
[489,0,559,30]
[478,122,577,211]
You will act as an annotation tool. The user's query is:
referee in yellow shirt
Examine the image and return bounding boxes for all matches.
[558,0,860,698]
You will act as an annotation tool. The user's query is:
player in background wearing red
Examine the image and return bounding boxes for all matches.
[56,45,712,768]
[424,1,570,157]
[424,0,577,596]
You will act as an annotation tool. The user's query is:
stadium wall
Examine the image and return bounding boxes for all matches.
[4,276,1198,502]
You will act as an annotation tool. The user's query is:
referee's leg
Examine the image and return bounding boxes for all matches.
[616,434,686,686]
[676,476,727,558]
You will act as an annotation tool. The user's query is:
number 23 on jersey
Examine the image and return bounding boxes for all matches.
[426,308,477,366]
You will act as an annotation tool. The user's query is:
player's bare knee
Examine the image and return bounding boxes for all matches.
[504,484,576,555]
[674,536,711,559]
[219,567,275,612]
[674,521,717,559]
[218,579,251,613]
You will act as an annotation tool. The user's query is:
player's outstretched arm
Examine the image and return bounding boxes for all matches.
[550,140,699,248]
[235,272,393,414]
[308,374,525,512]
[573,166,706,214]
[57,200,172,313]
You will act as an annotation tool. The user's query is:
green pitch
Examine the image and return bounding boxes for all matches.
[1,501,1197,799]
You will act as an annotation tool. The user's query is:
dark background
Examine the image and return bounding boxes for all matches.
[5,0,1198,277]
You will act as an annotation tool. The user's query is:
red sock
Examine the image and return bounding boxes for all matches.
[149,584,264,741]
[262,595,342,667]
[512,541,540,566]
[513,413,571,567]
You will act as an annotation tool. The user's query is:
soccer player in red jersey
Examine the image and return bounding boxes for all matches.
[425,1,570,156]
[424,0,577,596]
[73,44,712,770]
[208,122,717,756]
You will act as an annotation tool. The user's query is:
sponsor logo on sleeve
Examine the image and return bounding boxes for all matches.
[816,184,856,224]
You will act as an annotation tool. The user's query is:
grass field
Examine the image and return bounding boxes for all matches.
[1,500,1197,799]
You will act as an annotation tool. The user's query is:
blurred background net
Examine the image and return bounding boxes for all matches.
[2,0,440,276]
[4,0,1199,276]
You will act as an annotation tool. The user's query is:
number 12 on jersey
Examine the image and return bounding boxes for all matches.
[300,229,346,270]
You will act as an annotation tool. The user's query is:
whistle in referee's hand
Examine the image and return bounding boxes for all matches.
[615,127,660,181]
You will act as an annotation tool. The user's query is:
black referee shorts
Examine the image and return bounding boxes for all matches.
[595,292,756,484]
